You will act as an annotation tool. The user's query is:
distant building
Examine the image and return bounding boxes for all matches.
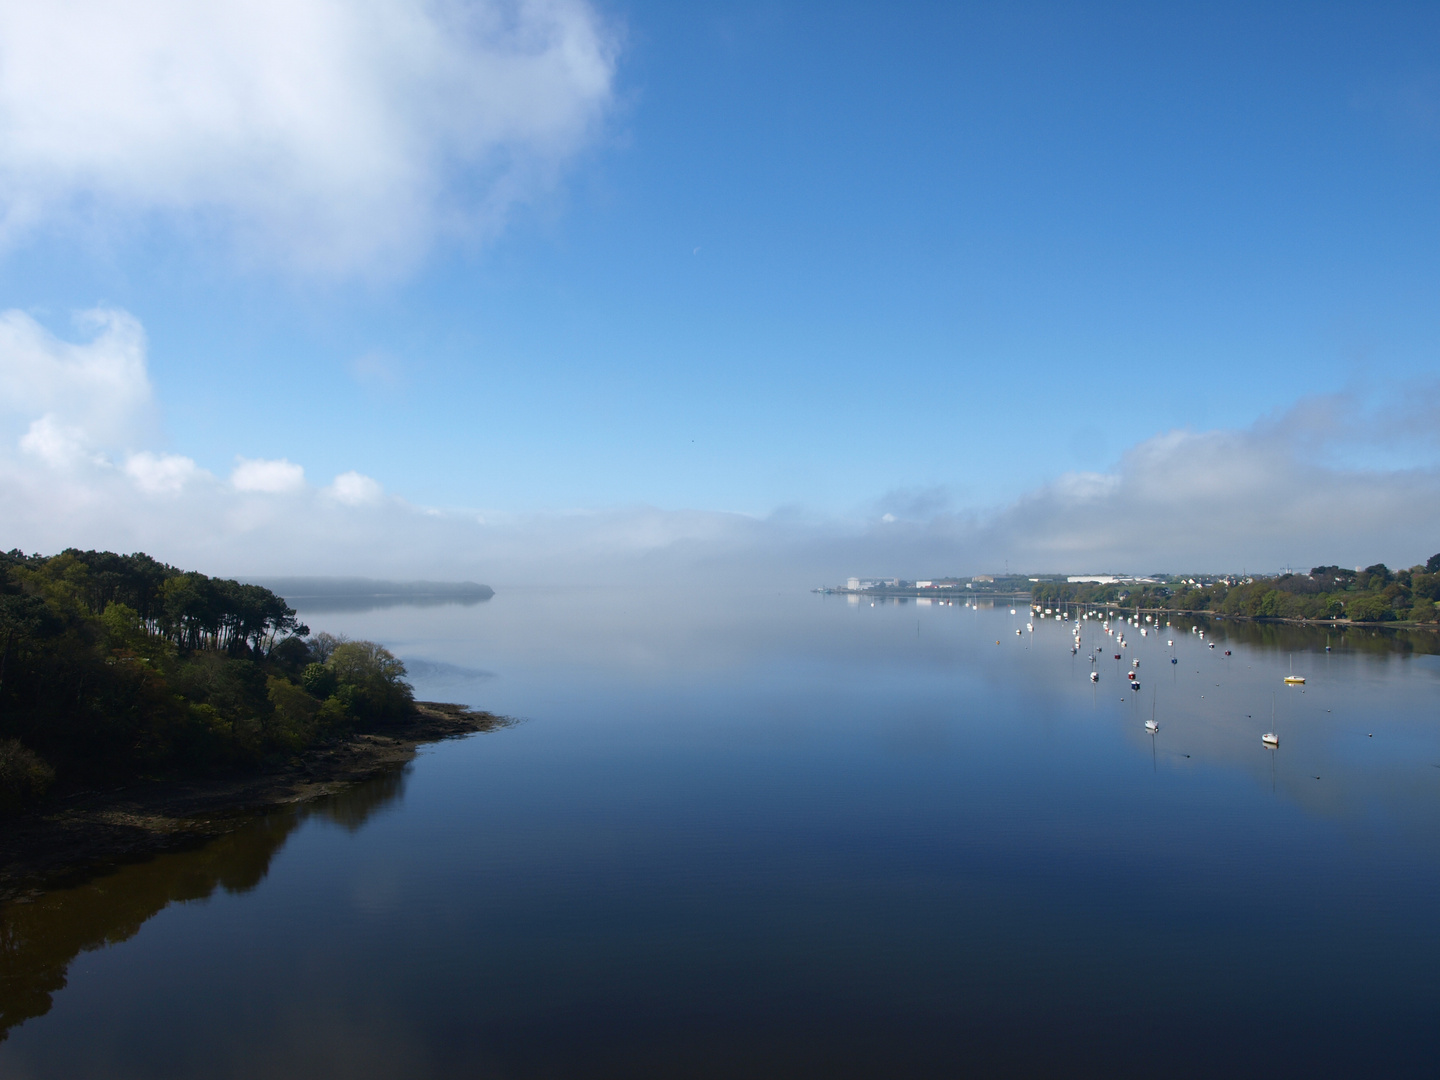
[1067,575,1159,585]
[973,575,994,583]
[916,580,934,589]
[847,577,861,590]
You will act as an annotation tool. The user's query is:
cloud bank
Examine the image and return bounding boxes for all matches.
[0,0,619,273]
[2,308,1438,584]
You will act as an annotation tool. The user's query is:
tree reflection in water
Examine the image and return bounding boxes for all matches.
[0,766,410,1041]
[1128,615,1440,659]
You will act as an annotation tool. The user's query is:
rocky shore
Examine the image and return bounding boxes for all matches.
[0,702,511,905]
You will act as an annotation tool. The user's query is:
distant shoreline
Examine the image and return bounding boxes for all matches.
[0,703,511,906]
[815,588,1034,600]
[816,588,1440,629]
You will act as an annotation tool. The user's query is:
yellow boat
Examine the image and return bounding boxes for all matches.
[1284,675,1305,684]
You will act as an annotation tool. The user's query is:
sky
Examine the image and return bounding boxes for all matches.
[1,0,1439,584]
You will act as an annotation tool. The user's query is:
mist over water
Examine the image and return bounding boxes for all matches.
[3,589,1439,1077]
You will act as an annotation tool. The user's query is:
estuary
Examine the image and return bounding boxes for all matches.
[3,588,1438,1078]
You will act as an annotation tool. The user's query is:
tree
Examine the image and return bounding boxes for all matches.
[1428,552,1440,574]
[326,641,413,724]
[1346,595,1390,622]
[0,594,57,708]
[0,549,415,790]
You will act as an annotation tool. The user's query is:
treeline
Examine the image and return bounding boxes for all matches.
[0,549,416,811]
[1031,555,1440,624]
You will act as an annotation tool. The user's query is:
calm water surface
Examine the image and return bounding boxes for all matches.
[3,589,1440,1078]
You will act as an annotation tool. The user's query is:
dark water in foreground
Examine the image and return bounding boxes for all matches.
[3,590,1440,1078]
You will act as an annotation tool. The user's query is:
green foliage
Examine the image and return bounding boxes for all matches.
[301,662,337,699]
[0,738,54,810]
[325,641,413,725]
[0,548,412,799]
[267,676,321,749]
[1346,594,1391,622]
[1032,557,1440,625]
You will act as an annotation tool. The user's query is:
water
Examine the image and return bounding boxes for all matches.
[4,590,1440,1078]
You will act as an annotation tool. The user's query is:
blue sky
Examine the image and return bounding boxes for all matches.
[1,1,1439,579]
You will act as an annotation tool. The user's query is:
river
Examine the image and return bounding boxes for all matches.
[3,588,1438,1077]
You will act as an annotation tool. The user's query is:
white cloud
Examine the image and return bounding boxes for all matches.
[232,457,306,494]
[966,404,1440,574]
[0,307,152,448]
[1,308,1437,585]
[325,470,383,506]
[125,450,203,495]
[18,414,99,469]
[0,0,619,274]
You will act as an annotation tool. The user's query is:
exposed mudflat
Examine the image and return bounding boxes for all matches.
[0,703,511,904]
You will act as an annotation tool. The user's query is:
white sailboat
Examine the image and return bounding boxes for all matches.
[1263,693,1279,747]
[1284,654,1305,684]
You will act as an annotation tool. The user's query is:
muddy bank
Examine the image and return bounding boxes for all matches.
[0,702,512,905]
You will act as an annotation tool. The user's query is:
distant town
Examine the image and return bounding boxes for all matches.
[815,573,1209,597]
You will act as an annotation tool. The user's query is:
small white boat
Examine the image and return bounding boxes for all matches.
[1090,671,1098,682]
[1263,694,1279,747]
[1145,718,1159,733]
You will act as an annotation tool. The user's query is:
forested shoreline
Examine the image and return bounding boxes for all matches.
[0,549,417,813]
[1031,556,1440,624]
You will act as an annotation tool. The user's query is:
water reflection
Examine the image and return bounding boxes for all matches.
[257,577,495,616]
[284,593,493,615]
[0,768,409,1042]
[3,591,1439,1076]
[1169,615,1440,658]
